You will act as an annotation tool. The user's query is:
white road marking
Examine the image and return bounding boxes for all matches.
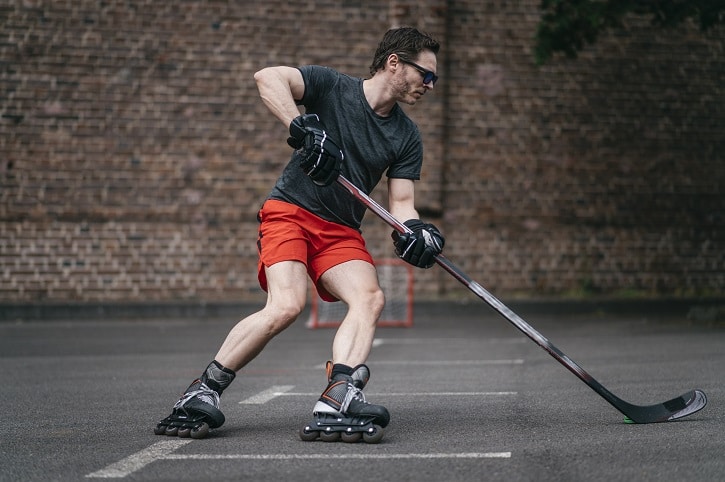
[87,444,511,477]
[372,359,524,366]
[368,391,517,396]
[165,452,512,460]
[86,400,513,478]
[313,358,524,370]
[280,391,517,397]
[242,388,517,400]
[85,439,192,478]
[239,385,295,404]
[373,337,527,345]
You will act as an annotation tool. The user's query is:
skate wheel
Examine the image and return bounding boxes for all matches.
[319,430,341,442]
[190,422,210,439]
[154,424,167,436]
[177,427,192,438]
[299,425,319,442]
[341,431,362,443]
[165,426,179,436]
[362,425,384,444]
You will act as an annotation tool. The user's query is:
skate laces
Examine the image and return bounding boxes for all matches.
[341,383,368,413]
[174,382,220,411]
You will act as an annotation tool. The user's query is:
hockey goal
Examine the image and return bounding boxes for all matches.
[307,258,414,328]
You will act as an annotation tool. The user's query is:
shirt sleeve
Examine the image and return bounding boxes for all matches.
[387,126,423,180]
[298,65,339,108]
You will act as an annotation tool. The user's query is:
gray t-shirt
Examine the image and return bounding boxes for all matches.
[267,65,423,230]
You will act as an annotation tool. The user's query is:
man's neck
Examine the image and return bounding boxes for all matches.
[362,76,397,117]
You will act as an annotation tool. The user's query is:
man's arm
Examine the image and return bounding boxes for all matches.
[254,66,306,127]
[387,177,419,222]
[388,177,445,269]
[257,66,343,187]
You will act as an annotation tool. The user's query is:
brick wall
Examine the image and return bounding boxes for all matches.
[2,0,723,304]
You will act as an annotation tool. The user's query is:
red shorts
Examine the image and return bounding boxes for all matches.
[256,199,374,302]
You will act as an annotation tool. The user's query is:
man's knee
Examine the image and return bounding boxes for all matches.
[349,286,385,321]
[369,287,385,318]
[264,297,305,333]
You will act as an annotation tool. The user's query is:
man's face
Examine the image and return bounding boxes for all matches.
[391,50,438,105]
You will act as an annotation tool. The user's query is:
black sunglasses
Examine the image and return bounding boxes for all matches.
[398,57,438,86]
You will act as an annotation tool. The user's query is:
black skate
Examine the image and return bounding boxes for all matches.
[300,363,390,444]
[154,361,235,439]
[154,379,225,439]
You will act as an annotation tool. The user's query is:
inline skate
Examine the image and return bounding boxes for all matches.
[300,362,390,443]
[154,360,235,439]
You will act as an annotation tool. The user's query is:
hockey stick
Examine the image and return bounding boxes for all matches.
[336,174,707,423]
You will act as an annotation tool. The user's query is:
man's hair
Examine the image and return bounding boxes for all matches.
[369,27,440,76]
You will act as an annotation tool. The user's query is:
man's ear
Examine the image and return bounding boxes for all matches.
[387,53,400,72]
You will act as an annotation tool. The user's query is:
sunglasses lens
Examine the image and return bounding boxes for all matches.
[400,56,438,85]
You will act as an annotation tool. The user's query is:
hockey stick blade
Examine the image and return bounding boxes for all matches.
[336,174,707,423]
[622,389,707,424]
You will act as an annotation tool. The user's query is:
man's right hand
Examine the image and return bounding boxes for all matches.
[287,114,343,186]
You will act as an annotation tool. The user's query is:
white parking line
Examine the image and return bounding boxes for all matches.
[313,358,524,369]
[276,391,518,397]
[239,385,295,404]
[372,359,524,366]
[165,452,512,460]
[87,385,514,479]
[239,386,517,404]
[86,441,511,478]
[373,337,527,345]
[85,439,192,478]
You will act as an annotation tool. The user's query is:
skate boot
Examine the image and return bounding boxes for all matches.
[154,360,235,439]
[300,362,390,443]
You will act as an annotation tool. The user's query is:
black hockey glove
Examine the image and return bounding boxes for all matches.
[287,114,343,187]
[392,219,445,269]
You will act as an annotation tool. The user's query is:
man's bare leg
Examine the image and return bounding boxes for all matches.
[320,260,385,366]
[299,259,389,443]
[215,260,309,371]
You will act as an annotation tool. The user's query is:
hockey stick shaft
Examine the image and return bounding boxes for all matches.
[336,176,611,397]
[336,174,705,422]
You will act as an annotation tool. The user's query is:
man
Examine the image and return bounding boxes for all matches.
[155,27,445,442]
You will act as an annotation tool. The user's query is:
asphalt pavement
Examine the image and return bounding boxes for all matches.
[1,300,723,481]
